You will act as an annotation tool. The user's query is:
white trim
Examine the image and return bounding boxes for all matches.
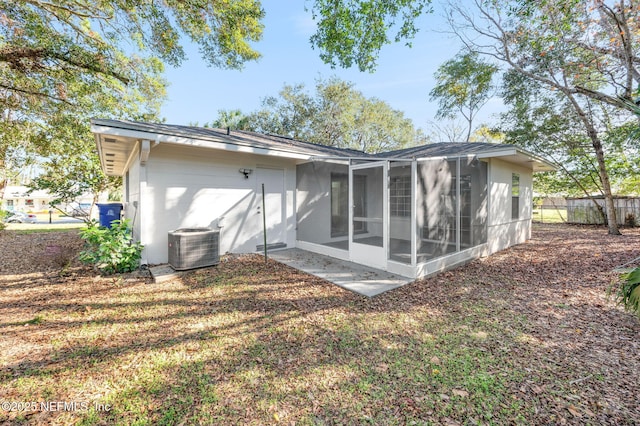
[475,149,518,159]
[387,260,415,278]
[91,124,314,161]
[140,139,151,165]
[411,160,417,267]
[415,244,488,278]
[296,240,350,260]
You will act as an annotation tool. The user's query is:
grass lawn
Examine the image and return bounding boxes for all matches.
[0,224,639,424]
[532,208,567,224]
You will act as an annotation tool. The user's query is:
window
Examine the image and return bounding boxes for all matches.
[25,199,34,208]
[390,174,411,217]
[330,173,348,237]
[512,173,520,219]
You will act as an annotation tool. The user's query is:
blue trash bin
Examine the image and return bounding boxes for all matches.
[97,203,123,228]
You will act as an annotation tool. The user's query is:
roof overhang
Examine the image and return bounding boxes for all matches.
[91,119,317,176]
[92,119,557,176]
[407,147,556,172]
[475,147,556,172]
[310,148,556,172]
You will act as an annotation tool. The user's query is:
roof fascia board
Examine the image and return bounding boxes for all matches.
[516,149,557,171]
[477,148,556,171]
[91,123,314,161]
[310,155,373,162]
[413,153,486,162]
[475,148,519,159]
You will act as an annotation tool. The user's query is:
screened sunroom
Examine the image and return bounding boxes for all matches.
[296,152,494,279]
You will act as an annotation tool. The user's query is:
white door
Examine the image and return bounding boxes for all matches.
[255,167,286,249]
[350,162,387,269]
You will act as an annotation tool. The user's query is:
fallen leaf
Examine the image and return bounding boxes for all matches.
[471,331,488,339]
[567,405,581,418]
[375,363,389,373]
[452,389,469,398]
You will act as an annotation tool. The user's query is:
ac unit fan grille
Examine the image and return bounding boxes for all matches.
[168,228,220,271]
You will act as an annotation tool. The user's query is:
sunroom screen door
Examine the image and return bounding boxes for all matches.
[350,162,387,270]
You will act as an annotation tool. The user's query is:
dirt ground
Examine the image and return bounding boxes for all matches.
[0,224,639,424]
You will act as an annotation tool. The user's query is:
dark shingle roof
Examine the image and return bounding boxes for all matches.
[91,119,371,158]
[92,119,554,171]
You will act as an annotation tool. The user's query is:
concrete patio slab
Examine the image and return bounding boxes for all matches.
[268,248,413,297]
[149,264,184,283]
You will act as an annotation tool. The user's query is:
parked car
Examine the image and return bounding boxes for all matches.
[5,211,37,223]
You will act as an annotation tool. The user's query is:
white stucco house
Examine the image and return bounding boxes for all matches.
[2,185,54,212]
[2,185,100,215]
[91,119,554,279]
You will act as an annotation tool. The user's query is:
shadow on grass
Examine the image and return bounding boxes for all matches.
[2,225,640,424]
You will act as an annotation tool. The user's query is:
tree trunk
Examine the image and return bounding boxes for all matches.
[567,97,620,234]
[586,129,620,235]
[465,117,472,142]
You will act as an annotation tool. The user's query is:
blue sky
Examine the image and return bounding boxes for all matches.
[160,1,503,132]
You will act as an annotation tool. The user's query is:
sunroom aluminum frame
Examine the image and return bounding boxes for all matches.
[297,154,490,279]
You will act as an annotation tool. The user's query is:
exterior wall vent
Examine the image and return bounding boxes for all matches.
[168,228,220,271]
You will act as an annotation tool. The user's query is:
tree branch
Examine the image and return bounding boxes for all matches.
[450,0,632,112]
[0,83,74,106]
[0,46,130,85]
[23,0,113,21]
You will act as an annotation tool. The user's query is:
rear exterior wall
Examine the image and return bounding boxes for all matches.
[487,159,533,255]
[133,143,298,265]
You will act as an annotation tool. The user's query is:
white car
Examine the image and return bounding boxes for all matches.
[5,211,37,223]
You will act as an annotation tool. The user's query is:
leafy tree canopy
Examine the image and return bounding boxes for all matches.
[499,69,640,198]
[429,50,498,141]
[1,0,265,201]
[447,0,640,114]
[239,77,426,153]
[309,0,433,72]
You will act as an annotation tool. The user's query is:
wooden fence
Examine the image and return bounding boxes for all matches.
[566,197,640,226]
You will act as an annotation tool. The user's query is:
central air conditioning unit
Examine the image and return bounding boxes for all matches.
[168,228,220,271]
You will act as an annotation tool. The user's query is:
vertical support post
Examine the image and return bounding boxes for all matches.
[262,183,268,263]
[49,209,52,224]
[411,160,417,268]
[456,157,461,252]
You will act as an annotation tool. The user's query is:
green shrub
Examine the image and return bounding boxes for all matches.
[0,210,9,230]
[614,267,640,318]
[79,219,143,274]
